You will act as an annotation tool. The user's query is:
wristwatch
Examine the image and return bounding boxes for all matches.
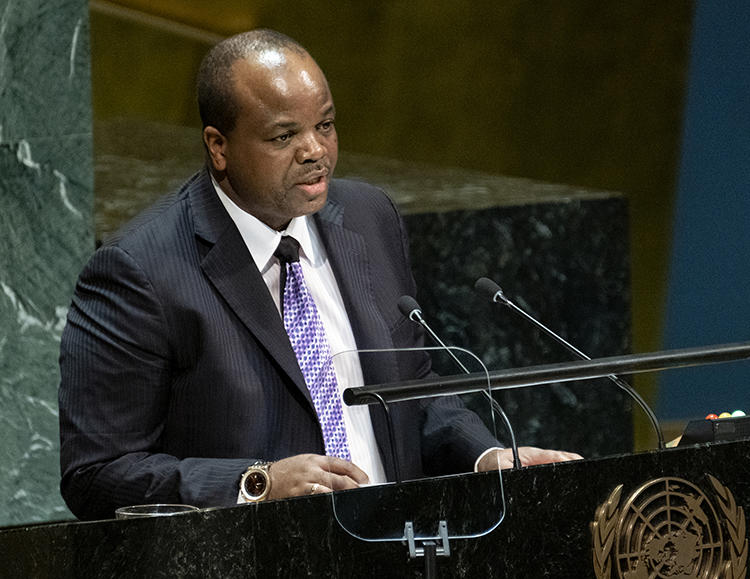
[240,461,273,502]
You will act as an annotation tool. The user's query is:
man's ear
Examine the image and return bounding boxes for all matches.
[203,126,227,172]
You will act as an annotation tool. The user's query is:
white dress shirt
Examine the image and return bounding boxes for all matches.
[213,179,387,484]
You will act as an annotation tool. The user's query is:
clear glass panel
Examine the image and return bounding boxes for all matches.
[321,346,507,543]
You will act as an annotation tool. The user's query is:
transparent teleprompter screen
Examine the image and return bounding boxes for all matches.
[320,346,508,543]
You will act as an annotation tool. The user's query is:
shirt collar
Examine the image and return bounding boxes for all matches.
[211,175,321,273]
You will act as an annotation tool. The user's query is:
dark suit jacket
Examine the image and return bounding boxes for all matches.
[58,169,498,520]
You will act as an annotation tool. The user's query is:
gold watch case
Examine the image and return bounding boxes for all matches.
[240,461,272,502]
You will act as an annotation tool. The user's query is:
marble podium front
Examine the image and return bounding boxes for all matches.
[3,440,748,577]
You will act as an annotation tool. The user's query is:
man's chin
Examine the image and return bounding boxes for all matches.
[303,193,328,216]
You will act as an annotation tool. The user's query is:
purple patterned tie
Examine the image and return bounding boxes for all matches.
[275,236,351,461]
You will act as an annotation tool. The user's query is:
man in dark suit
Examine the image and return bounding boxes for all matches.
[59,29,577,521]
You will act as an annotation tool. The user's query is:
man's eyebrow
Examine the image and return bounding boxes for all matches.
[269,105,335,131]
[272,121,299,130]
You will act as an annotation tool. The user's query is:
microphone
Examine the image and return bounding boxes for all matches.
[474,277,665,450]
[397,295,522,469]
[397,296,471,374]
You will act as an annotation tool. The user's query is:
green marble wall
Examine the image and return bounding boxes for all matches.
[0,0,93,525]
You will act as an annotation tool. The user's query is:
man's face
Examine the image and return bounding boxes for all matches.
[204,49,338,230]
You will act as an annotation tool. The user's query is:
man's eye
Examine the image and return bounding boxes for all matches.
[318,120,334,131]
[274,133,293,142]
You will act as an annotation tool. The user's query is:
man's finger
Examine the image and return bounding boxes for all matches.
[308,482,331,495]
[324,473,362,491]
[319,456,369,485]
[518,447,583,466]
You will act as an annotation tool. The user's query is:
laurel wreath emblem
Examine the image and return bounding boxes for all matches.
[708,474,747,579]
[592,476,747,579]
[591,484,622,578]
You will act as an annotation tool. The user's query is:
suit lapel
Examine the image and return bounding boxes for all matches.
[188,170,311,403]
[314,200,394,366]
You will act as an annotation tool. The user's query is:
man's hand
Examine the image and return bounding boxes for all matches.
[267,454,369,499]
[477,446,583,471]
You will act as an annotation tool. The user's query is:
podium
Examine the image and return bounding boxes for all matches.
[3,439,749,577]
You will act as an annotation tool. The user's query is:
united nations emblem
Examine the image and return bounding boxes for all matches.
[591,475,747,578]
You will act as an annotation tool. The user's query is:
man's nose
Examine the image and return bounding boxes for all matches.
[295,132,325,164]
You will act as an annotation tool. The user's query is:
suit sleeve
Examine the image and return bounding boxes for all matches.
[59,245,249,520]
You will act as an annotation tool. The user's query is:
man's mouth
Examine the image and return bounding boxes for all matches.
[296,171,329,196]
[302,175,324,185]
[297,168,328,186]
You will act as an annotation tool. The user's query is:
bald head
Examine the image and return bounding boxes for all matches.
[197,29,312,135]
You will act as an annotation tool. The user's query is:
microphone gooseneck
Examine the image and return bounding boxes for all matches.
[398,295,521,469]
[474,277,665,450]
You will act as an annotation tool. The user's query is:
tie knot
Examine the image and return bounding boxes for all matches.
[275,236,301,264]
